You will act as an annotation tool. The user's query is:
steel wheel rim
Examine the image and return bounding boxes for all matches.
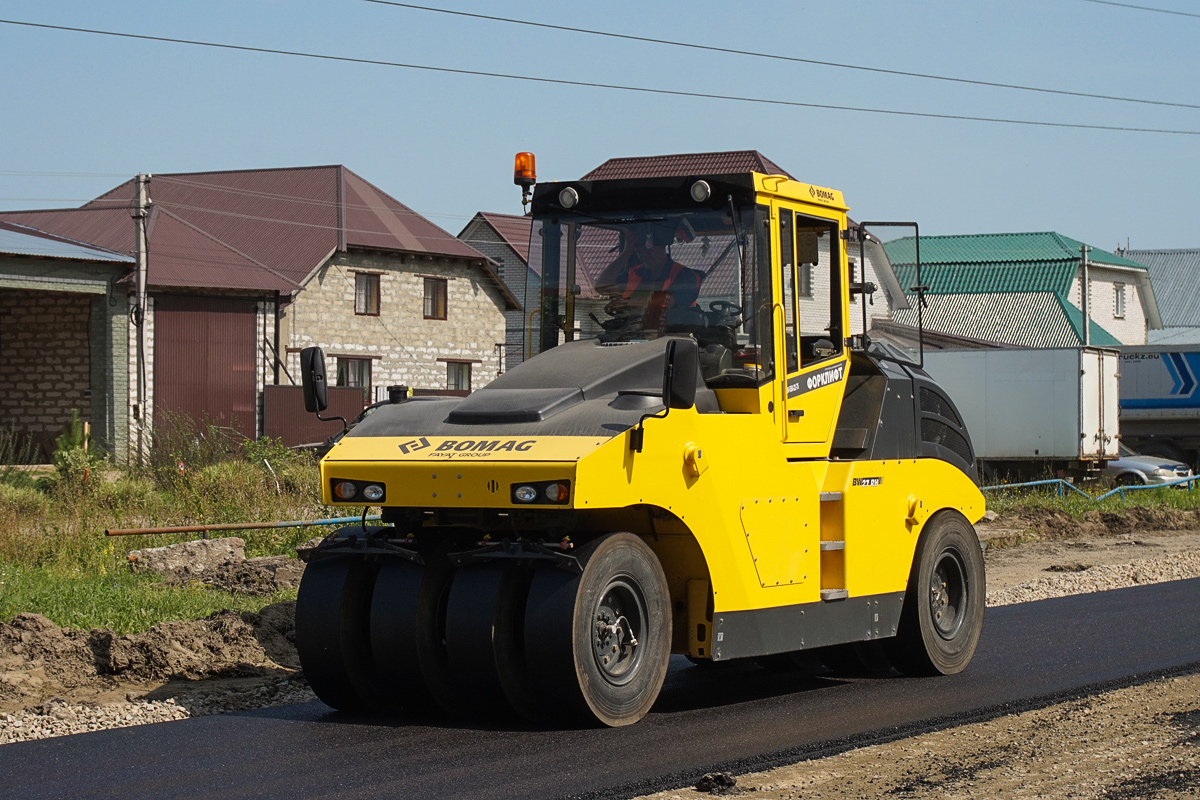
[929,548,967,640]
[591,575,647,686]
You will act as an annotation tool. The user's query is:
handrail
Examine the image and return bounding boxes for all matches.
[981,476,1198,502]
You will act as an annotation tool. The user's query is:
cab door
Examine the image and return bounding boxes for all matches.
[778,206,849,444]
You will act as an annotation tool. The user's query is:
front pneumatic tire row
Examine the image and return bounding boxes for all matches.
[295,532,672,727]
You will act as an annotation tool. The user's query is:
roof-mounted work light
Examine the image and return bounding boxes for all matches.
[514,152,537,213]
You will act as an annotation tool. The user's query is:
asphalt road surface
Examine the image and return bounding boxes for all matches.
[4,578,1199,800]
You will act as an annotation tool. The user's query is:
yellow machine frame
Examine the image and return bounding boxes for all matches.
[319,173,985,662]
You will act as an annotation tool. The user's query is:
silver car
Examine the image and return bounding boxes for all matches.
[1104,444,1194,486]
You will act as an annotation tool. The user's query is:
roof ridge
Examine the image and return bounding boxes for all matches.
[342,168,476,249]
[152,164,343,179]
[156,207,303,289]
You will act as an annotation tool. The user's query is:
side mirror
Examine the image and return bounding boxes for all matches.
[663,338,699,410]
[300,346,329,413]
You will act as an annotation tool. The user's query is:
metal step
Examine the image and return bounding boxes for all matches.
[819,491,843,502]
[819,540,845,551]
[820,589,849,601]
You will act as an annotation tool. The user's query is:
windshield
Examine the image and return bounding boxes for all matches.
[526,205,773,388]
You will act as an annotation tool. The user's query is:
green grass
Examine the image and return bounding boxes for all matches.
[0,428,330,632]
[984,483,1200,518]
[0,562,296,635]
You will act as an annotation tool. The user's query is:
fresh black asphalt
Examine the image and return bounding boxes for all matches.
[3,578,1199,800]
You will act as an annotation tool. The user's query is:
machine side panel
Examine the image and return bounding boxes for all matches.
[713,592,905,661]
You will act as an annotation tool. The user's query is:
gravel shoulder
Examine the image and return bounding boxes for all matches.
[637,516,1200,800]
[2,509,1200,766]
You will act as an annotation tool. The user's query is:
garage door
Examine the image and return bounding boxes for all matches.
[154,295,257,436]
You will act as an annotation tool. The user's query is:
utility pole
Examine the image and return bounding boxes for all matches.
[1080,244,1090,347]
[132,174,151,459]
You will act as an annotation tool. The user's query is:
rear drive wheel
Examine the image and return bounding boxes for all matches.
[889,511,985,676]
[295,555,380,711]
[525,533,671,727]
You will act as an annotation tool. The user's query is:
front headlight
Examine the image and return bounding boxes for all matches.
[1152,468,1175,477]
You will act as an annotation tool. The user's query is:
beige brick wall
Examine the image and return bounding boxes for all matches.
[0,289,92,453]
[282,252,508,396]
[1068,265,1148,345]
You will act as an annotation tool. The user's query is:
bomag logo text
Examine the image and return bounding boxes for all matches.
[428,439,536,458]
[808,186,836,203]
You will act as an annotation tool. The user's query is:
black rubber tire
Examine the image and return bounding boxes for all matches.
[444,564,540,720]
[816,640,893,677]
[369,558,434,713]
[294,555,380,712]
[888,510,986,676]
[412,551,465,717]
[1115,473,1144,487]
[524,533,672,727]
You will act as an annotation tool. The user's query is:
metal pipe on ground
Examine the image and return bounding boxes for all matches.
[105,515,382,537]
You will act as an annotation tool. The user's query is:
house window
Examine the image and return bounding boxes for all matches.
[337,358,371,405]
[1114,282,1126,319]
[424,277,447,320]
[798,263,814,299]
[447,361,471,393]
[355,273,380,316]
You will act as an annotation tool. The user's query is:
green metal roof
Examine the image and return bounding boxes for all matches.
[884,232,1135,347]
[885,231,1148,271]
[893,261,1075,295]
[1059,295,1121,346]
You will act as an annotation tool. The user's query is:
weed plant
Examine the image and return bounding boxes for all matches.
[1,414,335,630]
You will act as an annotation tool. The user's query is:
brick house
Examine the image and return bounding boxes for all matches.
[0,166,516,457]
[457,212,534,370]
[0,222,134,460]
[887,232,1162,348]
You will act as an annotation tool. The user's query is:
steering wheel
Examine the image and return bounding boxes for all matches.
[709,300,742,314]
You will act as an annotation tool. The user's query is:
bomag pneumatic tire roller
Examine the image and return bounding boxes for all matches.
[294,156,987,727]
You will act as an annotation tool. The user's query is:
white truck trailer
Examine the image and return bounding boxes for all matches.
[919,348,1120,478]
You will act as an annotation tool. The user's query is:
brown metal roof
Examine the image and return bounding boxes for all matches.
[0,166,515,302]
[0,206,289,292]
[582,150,795,181]
[470,212,532,264]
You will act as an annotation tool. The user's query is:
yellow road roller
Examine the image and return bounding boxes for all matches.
[294,155,986,726]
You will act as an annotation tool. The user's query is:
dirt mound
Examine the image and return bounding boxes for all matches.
[0,602,298,711]
[166,556,305,595]
[990,506,1200,543]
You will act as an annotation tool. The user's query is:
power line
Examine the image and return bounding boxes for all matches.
[364,0,1200,110]
[153,200,477,248]
[0,169,130,178]
[1079,0,1200,18]
[154,176,468,222]
[2,18,1198,136]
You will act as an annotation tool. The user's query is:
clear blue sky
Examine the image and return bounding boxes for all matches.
[1,0,1197,250]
